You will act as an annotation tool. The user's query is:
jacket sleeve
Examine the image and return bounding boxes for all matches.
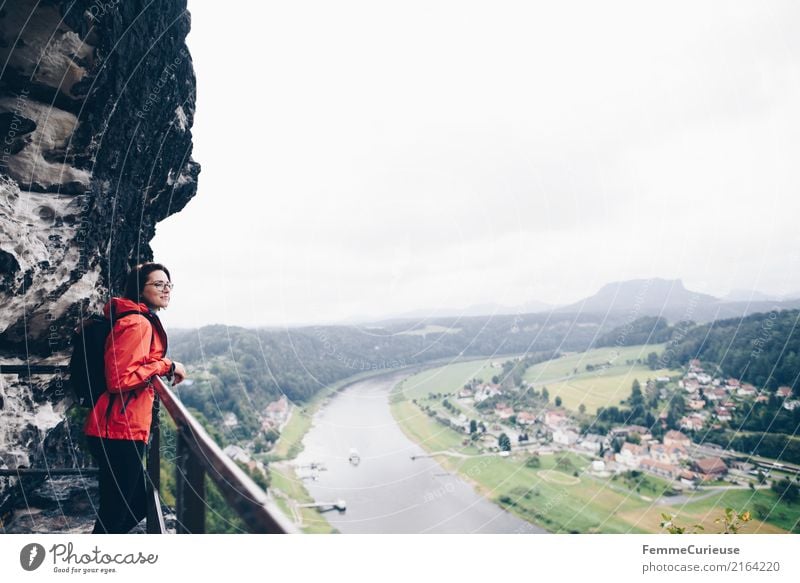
[104,316,172,393]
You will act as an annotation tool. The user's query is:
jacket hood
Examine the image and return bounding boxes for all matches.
[102,297,152,318]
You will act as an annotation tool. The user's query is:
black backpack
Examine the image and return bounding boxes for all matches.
[68,310,153,408]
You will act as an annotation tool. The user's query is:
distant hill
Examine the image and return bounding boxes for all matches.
[555,278,800,323]
[269,278,800,328]
[555,278,717,320]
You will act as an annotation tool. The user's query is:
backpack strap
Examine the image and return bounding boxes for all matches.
[108,306,168,371]
[110,309,155,346]
[111,309,150,324]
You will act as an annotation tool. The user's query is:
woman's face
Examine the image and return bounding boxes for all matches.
[141,269,172,310]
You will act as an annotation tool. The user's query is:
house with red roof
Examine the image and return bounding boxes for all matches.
[693,457,727,481]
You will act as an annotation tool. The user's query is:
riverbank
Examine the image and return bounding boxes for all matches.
[267,367,421,533]
[291,370,535,533]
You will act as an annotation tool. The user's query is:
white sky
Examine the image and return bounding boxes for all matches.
[153,0,800,328]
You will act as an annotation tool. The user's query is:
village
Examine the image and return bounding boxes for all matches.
[220,395,292,479]
[422,357,799,491]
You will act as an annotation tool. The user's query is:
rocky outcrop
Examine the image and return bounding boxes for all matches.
[0,0,199,526]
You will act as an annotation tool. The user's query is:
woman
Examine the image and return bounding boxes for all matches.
[83,262,186,534]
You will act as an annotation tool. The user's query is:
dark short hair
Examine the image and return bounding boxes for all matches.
[123,263,171,303]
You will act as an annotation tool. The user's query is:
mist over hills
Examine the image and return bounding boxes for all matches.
[554,278,800,323]
[351,299,555,323]
[344,278,800,327]
[554,278,716,321]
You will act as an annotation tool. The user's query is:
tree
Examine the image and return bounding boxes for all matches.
[253,437,267,453]
[578,403,586,415]
[647,352,659,370]
[498,433,512,451]
[772,478,799,505]
[554,396,562,407]
[469,419,478,434]
[630,379,644,407]
[665,409,678,430]
[542,387,550,403]
[556,455,574,471]
[525,455,541,468]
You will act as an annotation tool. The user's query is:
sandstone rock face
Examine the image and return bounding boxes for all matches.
[0,0,199,523]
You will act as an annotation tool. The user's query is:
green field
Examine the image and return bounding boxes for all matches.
[539,367,678,414]
[398,357,514,401]
[525,344,680,414]
[398,345,681,415]
[524,345,667,383]
[456,453,654,533]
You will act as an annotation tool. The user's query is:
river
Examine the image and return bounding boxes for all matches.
[293,371,544,533]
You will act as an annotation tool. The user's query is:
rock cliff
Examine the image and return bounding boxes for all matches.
[0,0,199,528]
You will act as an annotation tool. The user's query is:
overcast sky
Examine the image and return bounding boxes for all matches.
[153,0,800,328]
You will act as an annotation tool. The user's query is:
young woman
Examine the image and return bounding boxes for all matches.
[83,262,186,534]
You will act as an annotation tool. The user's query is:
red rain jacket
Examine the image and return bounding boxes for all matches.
[83,297,173,442]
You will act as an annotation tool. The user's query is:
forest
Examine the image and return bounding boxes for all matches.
[167,311,614,433]
[598,310,800,391]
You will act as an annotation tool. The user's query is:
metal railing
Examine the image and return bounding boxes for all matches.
[0,364,296,534]
[150,376,295,533]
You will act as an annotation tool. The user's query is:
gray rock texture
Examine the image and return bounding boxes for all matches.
[0,0,199,527]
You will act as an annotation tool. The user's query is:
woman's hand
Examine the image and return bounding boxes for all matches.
[173,362,187,385]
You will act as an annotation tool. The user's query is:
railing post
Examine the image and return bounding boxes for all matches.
[153,377,294,533]
[146,393,166,533]
[176,428,206,533]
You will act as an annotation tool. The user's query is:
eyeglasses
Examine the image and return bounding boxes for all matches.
[146,281,174,291]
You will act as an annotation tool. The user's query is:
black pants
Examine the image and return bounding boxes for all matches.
[86,436,147,534]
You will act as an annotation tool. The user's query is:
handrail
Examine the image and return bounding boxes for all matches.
[1,363,296,533]
[151,376,297,533]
